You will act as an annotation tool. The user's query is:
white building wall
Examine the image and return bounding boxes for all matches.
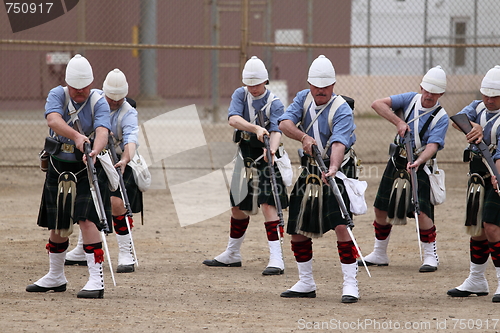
[350,0,500,76]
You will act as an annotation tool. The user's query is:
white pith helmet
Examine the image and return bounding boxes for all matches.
[242,56,269,86]
[480,65,500,97]
[103,68,129,101]
[420,65,446,94]
[65,54,94,89]
[307,55,336,88]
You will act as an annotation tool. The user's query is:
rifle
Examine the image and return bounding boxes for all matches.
[73,118,117,286]
[256,109,285,269]
[310,144,371,277]
[403,131,423,261]
[107,134,139,266]
[450,113,500,192]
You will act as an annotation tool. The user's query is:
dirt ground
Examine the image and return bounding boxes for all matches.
[1,161,500,333]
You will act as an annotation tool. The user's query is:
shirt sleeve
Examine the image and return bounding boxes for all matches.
[267,98,284,133]
[390,92,417,115]
[93,96,111,131]
[278,89,309,125]
[120,108,139,146]
[426,110,449,150]
[228,87,246,120]
[44,86,66,118]
[329,103,356,148]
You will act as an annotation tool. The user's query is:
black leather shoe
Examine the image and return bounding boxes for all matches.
[202,259,241,267]
[492,294,500,302]
[77,289,104,299]
[280,290,316,298]
[26,283,67,293]
[341,295,359,303]
[262,267,284,275]
[419,264,438,272]
[117,264,135,273]
[65,259,87,266]
[357,260,388,267]
[447,288,488,297]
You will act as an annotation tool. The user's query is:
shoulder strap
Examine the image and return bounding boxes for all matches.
[418,106,443,140]
[244,87,277,126]
[429,108,447,131]
[490,115,500,147]
[327,95,346,130]
[404,94,420,122]
[476,101,486,115]
[302,91,314,121]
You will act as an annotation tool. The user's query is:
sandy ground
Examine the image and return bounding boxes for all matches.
[1,161,500,333]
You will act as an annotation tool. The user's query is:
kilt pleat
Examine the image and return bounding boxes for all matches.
[374,155,434,220]
[37,156,112,231]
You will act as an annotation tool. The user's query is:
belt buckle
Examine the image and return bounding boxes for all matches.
[61,143,75,154]
[242,132,251,141]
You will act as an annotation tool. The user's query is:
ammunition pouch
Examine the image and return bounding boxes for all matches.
[240,131,265,148]
[44,136,61,155]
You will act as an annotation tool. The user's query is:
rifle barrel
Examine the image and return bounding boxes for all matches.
[107,135,133,216]
[311,144,354,228]
[73,119,109,232]
[403,131,423,260]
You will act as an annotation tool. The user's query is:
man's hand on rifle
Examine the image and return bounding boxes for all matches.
[465,122,484,144]
[255,126,269,142]
[263,148,275,164]
[74,132,90,153]
[301,134,317,156]
[114,159,128,174]
[396,121,410,138]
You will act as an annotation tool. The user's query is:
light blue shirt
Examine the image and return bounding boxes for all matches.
[228,87,284,133]
[45,86,111,142]
[278,89,356,155]
[458,100,500,160]
[95,90,139,151]
[391,92,448,150]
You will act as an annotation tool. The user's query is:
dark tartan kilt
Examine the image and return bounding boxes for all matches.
[37,156,112,232]
[110,164,143,214]
[374,154,434,220]
[229,141,289,211]
[286,157,355,236]
[469,158,500,226]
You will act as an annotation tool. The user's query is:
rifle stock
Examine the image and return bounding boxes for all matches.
[403,131,421,215]
[450,113,500,185]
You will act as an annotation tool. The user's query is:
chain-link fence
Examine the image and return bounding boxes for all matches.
[1,0,500,168]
